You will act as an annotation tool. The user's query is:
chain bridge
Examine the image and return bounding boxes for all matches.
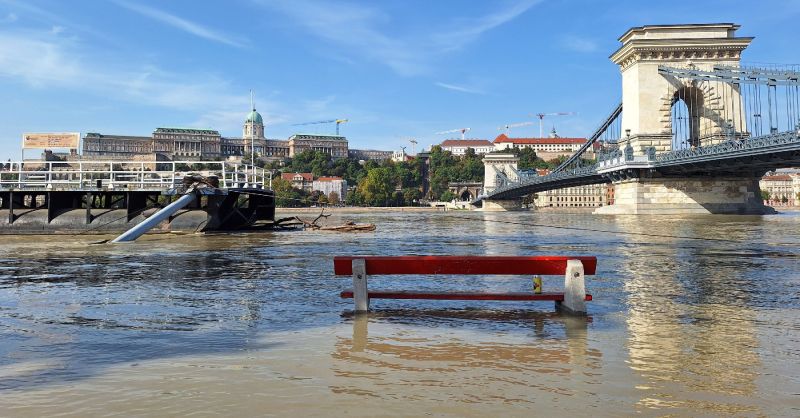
[477,24,800,214]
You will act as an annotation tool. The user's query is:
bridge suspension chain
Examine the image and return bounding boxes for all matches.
[552,103,622,174]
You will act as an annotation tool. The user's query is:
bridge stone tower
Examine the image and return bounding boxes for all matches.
[595,24,772,215]
[481,153,523,211]
[612,24,751,154]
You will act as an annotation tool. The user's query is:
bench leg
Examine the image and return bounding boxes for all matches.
[556,259,586,315]
[352,258,369,313]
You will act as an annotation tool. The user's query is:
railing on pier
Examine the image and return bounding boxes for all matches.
[0,160,270,191]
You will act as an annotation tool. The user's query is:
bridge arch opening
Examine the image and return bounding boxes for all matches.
[460,190,473,201]
[671,86,705,150]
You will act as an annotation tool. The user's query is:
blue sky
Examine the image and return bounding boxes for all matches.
[0,0,798,159]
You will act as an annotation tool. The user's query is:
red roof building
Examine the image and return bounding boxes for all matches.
[493,133,586,146]
[492,133,590,160]
[281,172,313,182]
[759,173,798,206]
[281,172,314,192]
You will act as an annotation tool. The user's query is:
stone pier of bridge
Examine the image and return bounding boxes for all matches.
[480,153,523,211]
[596,23,772,215]
[595,176,772,215]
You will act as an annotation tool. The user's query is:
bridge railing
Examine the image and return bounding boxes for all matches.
[482,165,600,198]
[0,160,270,191]
[480,126,800,201]
[655,130,800,164]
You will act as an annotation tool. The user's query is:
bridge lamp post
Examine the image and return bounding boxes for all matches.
[725,120,735,142]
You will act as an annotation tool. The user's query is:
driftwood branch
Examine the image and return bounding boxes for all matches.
[273,216,304,229]
[293,208,332,229]
[283,208,376,232]
[318,221,376,232]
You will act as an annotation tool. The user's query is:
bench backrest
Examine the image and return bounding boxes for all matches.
[333,256,597,276]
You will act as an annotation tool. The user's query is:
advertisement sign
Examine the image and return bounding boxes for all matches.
[22,132,80,149]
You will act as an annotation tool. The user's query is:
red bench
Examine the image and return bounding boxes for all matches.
[333,256,596,315]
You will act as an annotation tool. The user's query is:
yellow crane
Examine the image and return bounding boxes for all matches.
[292,118,349,135]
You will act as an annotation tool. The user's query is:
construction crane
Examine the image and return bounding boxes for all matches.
[532,112,576,138]
[436,127,471,140]
[498,121,534,135]
[292,118,349,135]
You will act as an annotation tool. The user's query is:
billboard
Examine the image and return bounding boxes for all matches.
[22,132,80,149]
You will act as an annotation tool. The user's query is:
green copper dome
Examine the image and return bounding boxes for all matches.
[245,109,263,125]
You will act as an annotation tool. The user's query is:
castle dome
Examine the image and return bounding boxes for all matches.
[245,108,263,125]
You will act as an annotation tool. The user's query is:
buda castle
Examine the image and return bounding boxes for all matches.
[81,104,349,163]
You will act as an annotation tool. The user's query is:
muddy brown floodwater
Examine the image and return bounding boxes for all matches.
[0,210,798,417]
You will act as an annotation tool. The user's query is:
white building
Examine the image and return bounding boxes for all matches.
[391,149,407,162]
[492,131,593,160]
[312,176,348,201]
[440,139,495,156]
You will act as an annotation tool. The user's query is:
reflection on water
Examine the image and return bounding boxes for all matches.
[329,312,601,411]
[614,217,777,416]
[0,211,798,416]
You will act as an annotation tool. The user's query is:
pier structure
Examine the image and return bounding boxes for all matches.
[0,160,275,234]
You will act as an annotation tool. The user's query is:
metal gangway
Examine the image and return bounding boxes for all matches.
[0,160,271,191]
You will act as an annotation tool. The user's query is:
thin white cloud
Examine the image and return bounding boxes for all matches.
[0,32,249,116]
[561,35,598,53]
[0,31,359,137]
[0,0,109,40]
[432,0,541,52]
[258,0,539,76]
[112,0,249,48]
[435,82,484,95]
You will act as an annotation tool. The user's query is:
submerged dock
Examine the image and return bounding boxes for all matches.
[0,160,275,234]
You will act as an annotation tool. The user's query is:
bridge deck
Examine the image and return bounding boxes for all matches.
[479,130,800,202]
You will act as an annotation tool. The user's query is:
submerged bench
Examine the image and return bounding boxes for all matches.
[333,256,596,315]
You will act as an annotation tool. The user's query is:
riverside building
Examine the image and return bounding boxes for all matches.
[313,176,348,201]
[760,172,799,206]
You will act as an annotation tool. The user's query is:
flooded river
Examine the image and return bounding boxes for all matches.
[0,210,798,417]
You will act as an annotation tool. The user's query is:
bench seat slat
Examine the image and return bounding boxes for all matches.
[340,289,592,302]
[333,256,597,276]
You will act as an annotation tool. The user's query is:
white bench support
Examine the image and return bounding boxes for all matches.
[556,259,586,315]
[352,259,369,313]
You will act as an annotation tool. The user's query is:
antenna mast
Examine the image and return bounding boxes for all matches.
[249,90,254,169]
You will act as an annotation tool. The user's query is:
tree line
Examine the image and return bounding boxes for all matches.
[265,146,570,207]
